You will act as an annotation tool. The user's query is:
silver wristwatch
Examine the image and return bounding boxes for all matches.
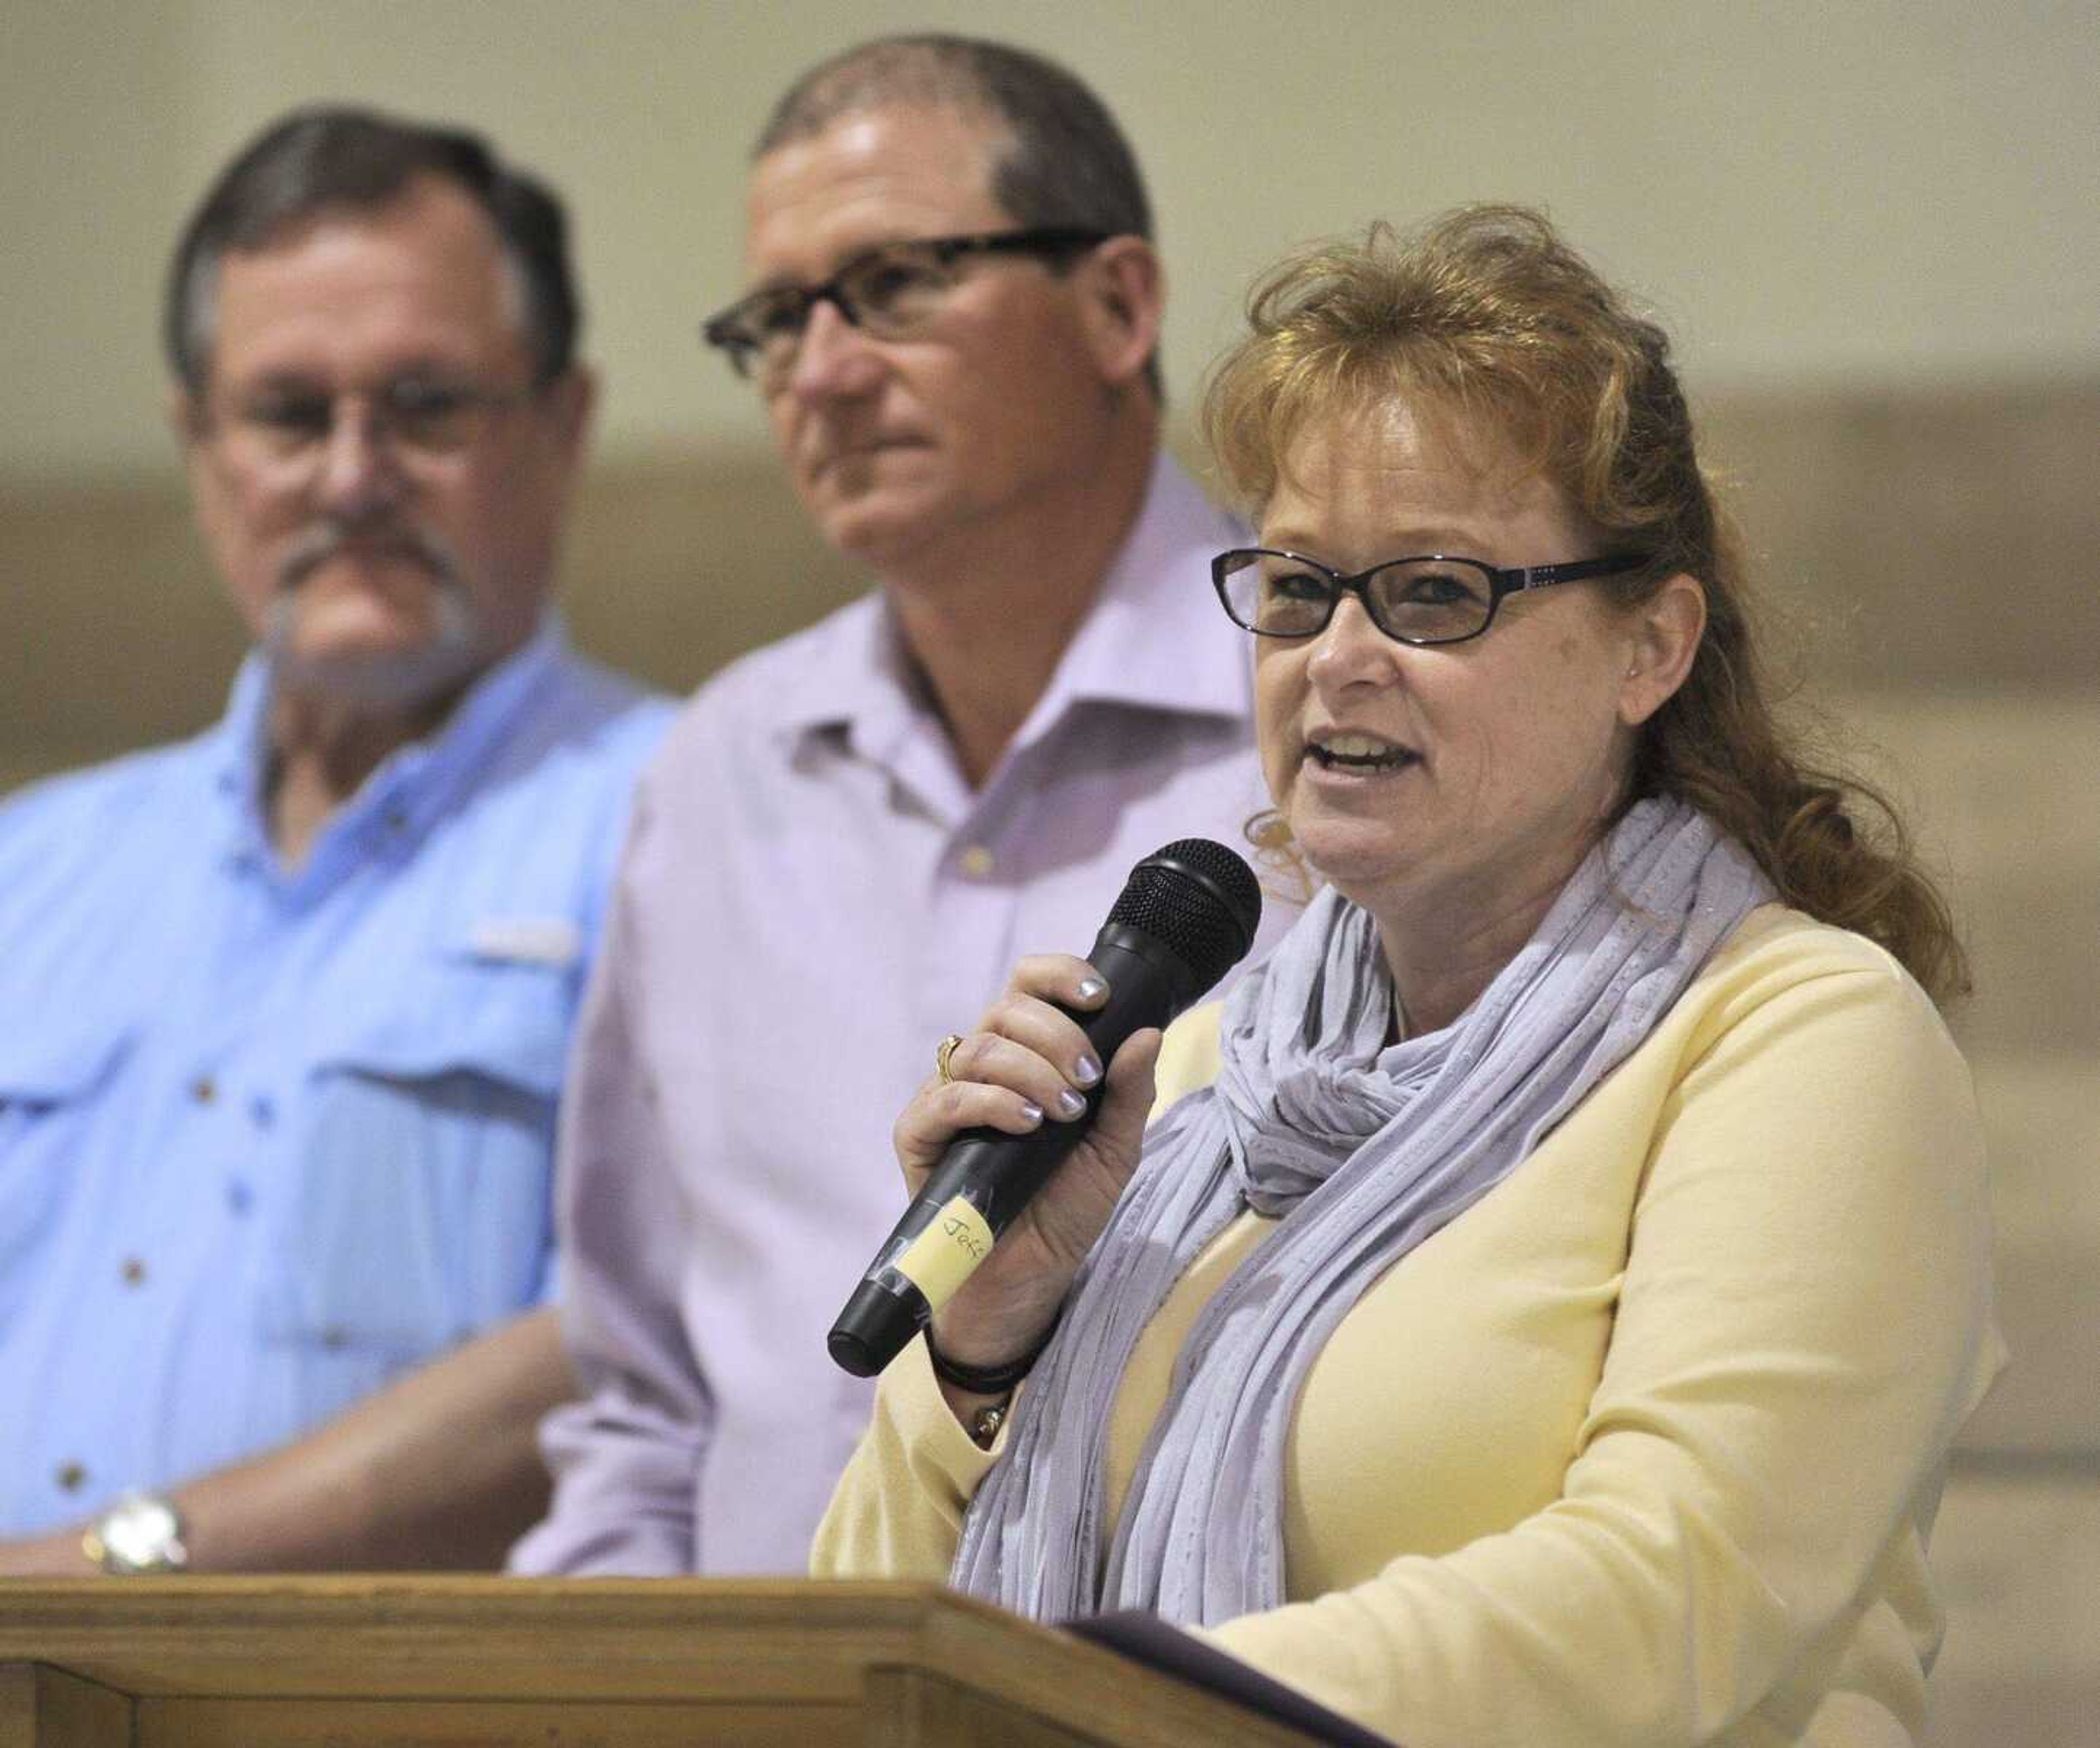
[81,1490,190,1574]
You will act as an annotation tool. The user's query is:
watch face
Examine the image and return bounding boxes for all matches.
[100,1494,186,1572]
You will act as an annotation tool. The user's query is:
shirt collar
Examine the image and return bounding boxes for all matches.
[209,612,569,870]
[766,450,1252,756]
[1022,448,1251,729]
[766,587,917,749]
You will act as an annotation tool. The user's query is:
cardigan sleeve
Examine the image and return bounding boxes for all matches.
[1206,946,2000,1746]
[812,1002,1229,1582]
[810,1331,1002,1582]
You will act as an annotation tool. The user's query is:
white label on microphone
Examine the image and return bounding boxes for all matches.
[893,1196,995,1313]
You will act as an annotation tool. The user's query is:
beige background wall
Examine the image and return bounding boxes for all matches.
[5,1,2098,482]
[4,4,2095,1744]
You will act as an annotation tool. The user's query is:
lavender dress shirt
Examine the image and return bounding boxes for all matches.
[512,455,1295,1575]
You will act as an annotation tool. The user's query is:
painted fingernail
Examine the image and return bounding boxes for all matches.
[1019,1101,1045,1126]
[1075,977,1106,1002]
[1055,1088,1087,1118]
[1073,1054,1102,1087]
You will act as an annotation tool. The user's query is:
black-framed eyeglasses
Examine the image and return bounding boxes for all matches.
[1211,547,1654,647]
[700,226,1109,387]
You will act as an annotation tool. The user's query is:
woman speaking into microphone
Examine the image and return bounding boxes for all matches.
[813,206,2002,1747]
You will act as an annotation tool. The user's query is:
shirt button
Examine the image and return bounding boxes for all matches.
[958,844,996,879]
[120,1257,148,1287]
[322,1328,349,1351]
[226,1179,254,1216]
[190,1076,217,1105]
[248,1095,276,1129]
[56,1461,88,1493]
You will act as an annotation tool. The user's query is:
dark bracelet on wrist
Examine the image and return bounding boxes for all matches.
[924,1312,1062,1396]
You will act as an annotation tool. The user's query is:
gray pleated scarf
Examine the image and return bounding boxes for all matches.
[950,796,1774,1624]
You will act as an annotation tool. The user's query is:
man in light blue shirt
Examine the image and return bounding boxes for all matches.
[0,108,669,1573]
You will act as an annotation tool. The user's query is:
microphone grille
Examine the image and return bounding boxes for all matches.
[1107,838,1263,992]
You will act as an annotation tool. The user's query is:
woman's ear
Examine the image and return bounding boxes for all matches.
[1618,573,1707,727]
[1077,236,1164,392]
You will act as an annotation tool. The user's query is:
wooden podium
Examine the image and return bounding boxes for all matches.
[0,1577,1328,1746]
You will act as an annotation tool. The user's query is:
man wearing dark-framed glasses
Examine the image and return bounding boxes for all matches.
[514,34,1285,1578]
[702,226,1110,395]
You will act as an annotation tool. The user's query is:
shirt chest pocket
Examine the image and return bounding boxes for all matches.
[257,955,575,1364]
[0,1028,135,1326]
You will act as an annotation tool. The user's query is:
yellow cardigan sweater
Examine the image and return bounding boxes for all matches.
[812,908,2004,1746]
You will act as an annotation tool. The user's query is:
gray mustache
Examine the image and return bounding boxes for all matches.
[277,521,460,593]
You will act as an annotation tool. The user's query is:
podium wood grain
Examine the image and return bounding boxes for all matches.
[0,1577,1328,1747]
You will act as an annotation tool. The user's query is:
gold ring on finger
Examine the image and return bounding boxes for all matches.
[935,1033,965,1085]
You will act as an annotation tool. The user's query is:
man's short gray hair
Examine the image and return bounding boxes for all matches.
[166,105,579,395]
[756,36,1162,398]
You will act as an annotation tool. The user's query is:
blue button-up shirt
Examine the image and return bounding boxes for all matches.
[0,620,670,1533]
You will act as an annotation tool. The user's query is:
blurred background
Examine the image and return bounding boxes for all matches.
[3,4,2093,1740]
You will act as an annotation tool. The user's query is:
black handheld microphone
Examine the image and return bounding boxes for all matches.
[827,838,1263,1379]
